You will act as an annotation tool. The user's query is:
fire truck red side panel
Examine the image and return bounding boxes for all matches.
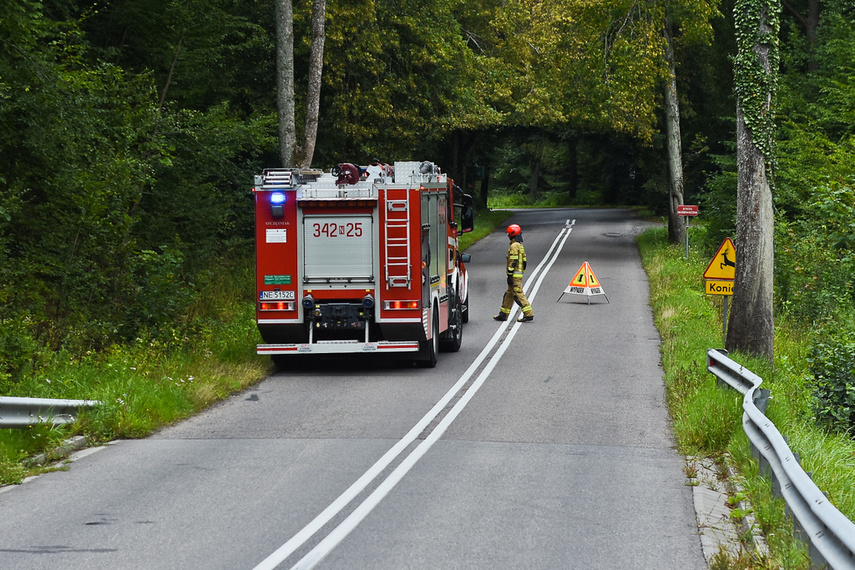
[377,186,423,322]
[255,187,301,343]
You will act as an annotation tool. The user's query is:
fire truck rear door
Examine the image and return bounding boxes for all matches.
[302,215,375,282]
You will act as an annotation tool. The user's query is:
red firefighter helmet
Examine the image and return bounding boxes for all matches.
[506,224,522,237]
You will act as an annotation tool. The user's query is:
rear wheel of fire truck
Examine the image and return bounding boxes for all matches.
[417,308,439,368]
[440,289,463,353]
[461,289,470,324]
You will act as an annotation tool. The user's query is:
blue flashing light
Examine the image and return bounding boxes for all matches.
[270,192,286,204]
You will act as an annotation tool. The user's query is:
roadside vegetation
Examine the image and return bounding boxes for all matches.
[0,249,267,483]
[640,224,855,569]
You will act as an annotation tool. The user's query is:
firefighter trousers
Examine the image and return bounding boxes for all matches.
[499,276,533,317]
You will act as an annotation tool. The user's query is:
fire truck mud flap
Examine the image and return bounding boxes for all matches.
[439,289,463,353]
[417,308,439,368]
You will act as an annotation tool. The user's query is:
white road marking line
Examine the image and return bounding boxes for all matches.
[254,220,575,570]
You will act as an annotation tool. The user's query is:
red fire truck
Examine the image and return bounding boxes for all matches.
[253,161,474,367]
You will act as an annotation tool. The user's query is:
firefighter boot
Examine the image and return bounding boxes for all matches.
[493,313,508,321]
[518,314,534,323]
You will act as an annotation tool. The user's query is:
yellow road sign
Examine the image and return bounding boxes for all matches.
[705,280,733,296]
[703,238,736,280]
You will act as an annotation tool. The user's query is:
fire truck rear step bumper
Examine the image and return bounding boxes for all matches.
[257,340,420,355]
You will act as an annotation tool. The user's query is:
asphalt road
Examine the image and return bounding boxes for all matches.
[0,208,707,569]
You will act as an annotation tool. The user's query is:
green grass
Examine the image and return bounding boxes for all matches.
[5,333,271,443]
[487,189,656,215]
[487,189,605,209]
[0,256,271,482]
[0,424,68,484]
[459,207,513,251]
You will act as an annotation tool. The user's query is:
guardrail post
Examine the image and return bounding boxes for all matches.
[753,388,771,414]
[753,439,773,483]
[769,458,781,496]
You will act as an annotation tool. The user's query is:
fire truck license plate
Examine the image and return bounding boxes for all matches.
[260,290,295,300]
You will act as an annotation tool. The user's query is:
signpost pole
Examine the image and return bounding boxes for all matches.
[684,216,690,260]
[722,296,728,347]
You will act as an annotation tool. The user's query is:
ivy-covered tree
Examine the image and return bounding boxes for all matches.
[726,0,780,360]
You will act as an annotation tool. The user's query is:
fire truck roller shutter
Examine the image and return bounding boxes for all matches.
[302,215,375,282]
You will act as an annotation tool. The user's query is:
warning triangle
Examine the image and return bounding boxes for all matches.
[559,261,609,304]
[703,238,736,280]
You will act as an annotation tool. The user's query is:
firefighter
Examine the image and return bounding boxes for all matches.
[494,224,534,322]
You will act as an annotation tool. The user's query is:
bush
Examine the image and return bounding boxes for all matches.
[810,333,855,434]
[777,223,855,324]
[698,149,738,255]
[0,315,39,386]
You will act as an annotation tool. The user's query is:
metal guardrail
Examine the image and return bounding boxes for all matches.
[707,349,855,570]
[0,396,101,428]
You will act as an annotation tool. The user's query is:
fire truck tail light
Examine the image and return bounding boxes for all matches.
[259,301,295,311]
[383,300,420,310]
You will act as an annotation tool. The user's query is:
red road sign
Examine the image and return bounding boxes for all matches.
[677,204,699,216]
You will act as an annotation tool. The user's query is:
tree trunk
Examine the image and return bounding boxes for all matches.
[460,131,478,193]
[805,0,819,72]
[450,130,478,193]
[157,0,191,113]
[727,107,774,359]
[452,131,460,185]
[663,20,685,245]
[727,0,777,361]
[299,0,326,169]
[158,32,183,114]
[479,164,490,209]
[783,0,820,71]
[567,137,578,200]
[274,0,296,167]
[529,141,542,201]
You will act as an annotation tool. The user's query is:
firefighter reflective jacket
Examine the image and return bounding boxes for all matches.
[506,240,527,278]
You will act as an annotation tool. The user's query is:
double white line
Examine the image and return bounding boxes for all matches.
[255,219,575,570]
